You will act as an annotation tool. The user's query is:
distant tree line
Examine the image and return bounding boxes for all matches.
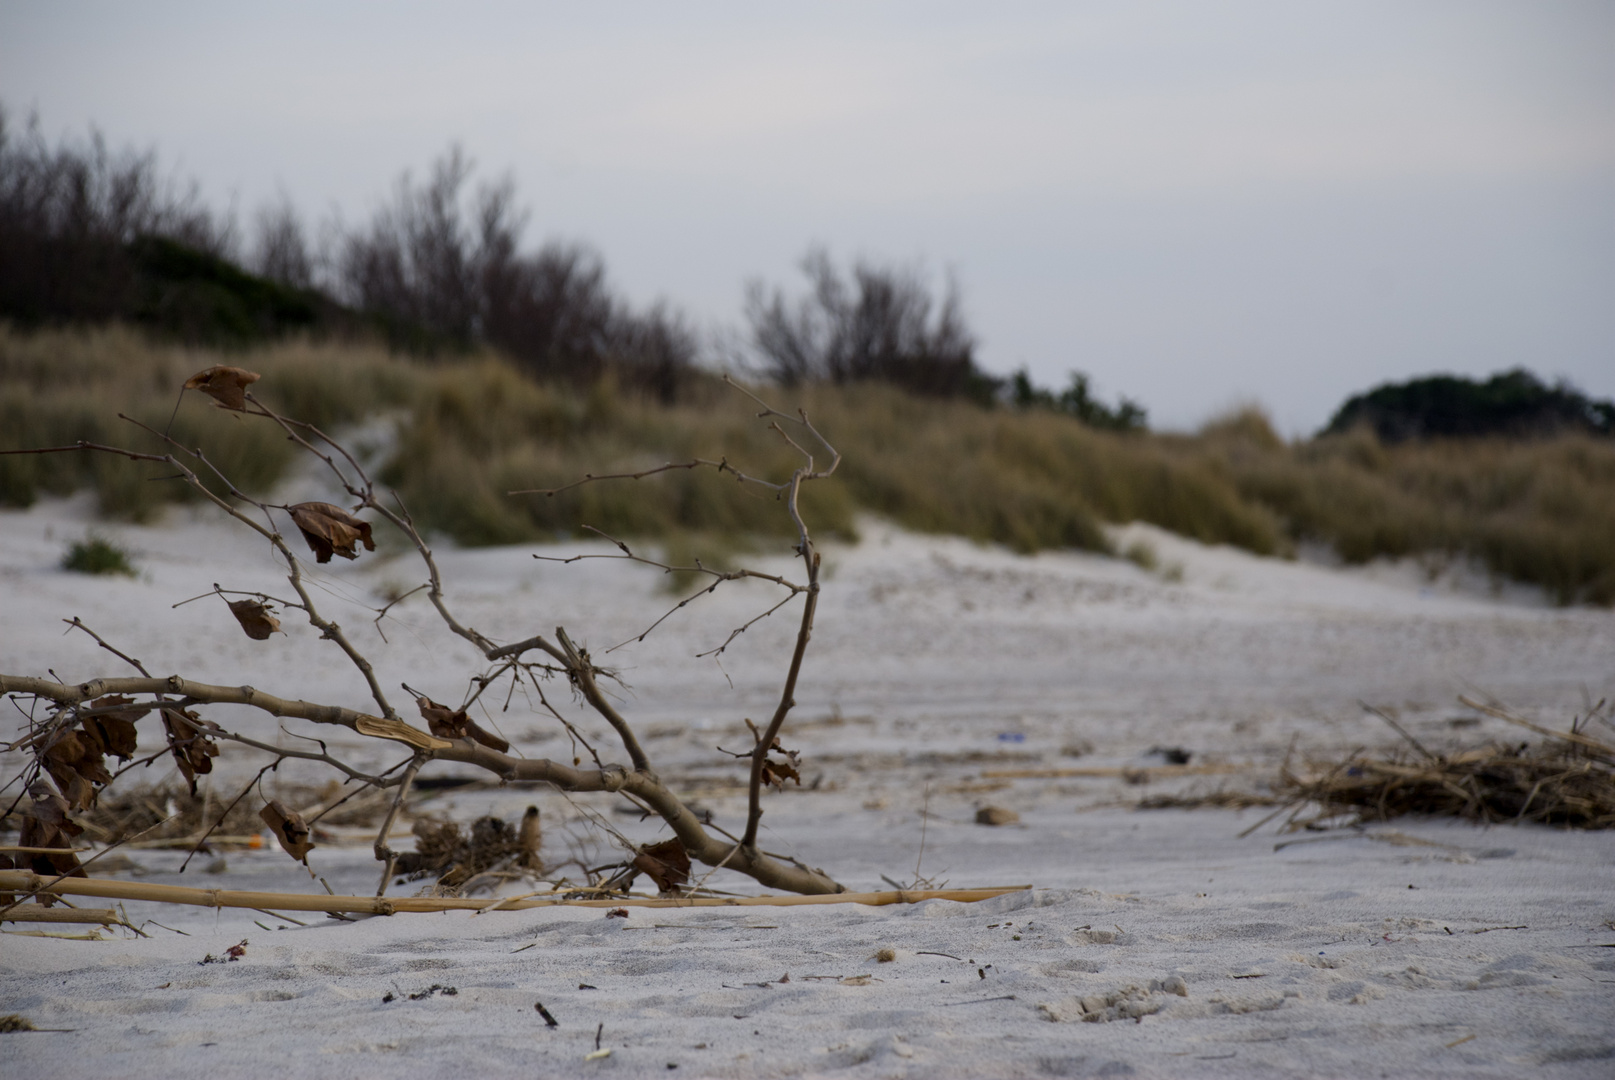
[0,109,348,346]
[2,104,1154,419]
[1325,369,1614,442]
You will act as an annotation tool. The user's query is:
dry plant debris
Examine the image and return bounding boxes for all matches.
[393,810,541,889]
[258,800,314,864]
[286,501,375,563]
[1276,700,1614,829]
[630,838,691,894]
[3,782,85,878]
[225,599,281,640]
[182,365,261,411]
[413,693,510,753]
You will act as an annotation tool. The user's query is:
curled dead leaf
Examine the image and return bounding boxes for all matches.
[259,799,315,863]
[83,696,141,759]
[160,706,219,795]
[414,695,510,753]
[183,365,261,411]
[631,837,690,895]
[226,598,282,640]
[288,502,375,563]
[19,780,85,879]
[42,732,98,806]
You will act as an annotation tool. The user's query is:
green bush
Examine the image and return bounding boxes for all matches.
[62,534,136,576]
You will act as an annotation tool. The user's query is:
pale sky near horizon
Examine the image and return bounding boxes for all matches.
[3,1,1611,433]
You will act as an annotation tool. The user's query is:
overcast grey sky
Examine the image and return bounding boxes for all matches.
[3,1,1611,432]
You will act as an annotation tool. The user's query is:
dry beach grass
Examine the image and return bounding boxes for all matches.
[4,325,1614,603]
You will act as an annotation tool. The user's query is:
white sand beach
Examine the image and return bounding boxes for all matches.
[3,497,1613,1078]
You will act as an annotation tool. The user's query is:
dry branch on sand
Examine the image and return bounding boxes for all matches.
[0,871,1025,915]
[1273,697,1614,830]
[1,368,849,904]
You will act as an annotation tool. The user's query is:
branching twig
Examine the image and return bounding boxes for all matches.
[1,377,849,895]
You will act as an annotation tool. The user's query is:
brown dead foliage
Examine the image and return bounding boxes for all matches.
[183,365,261,411]
[631,837,691,894]
[6,780,86,879]
[226,599,281,640]
[394,811,539,888]
[743,718,802,791]
[287,501,375,563]
[414,695,510,753]
[160,706,218,795]
[1277,730,1615,829]
[259,799,315,863]
[36,698,145,811]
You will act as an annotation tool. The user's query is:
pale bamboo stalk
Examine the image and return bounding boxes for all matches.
[2,905,120,925]
[0,871,1025,915]
[0,845,94,854]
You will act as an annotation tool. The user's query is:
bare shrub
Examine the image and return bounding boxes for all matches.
[251,195,318,291]
[745,248,998,403]
[339,147,699,399]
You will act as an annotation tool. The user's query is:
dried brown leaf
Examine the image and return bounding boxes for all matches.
[226,598,282,640]
[160,707,219,795]
[288,502,375,563]
[260,799,315,863]
[414,696,510,753]
[83,696,141,759]
[183,365,261,411]
[632,837,690,894]
[761,749,802,791]
[43,730,111,810]
[19,780,85,878]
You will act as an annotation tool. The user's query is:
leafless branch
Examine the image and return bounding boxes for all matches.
[2,378,849,895]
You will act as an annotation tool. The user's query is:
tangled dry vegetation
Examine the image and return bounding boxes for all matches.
[1271,697,1615,831]
[4,326,1613,603]
[1,357,847,900]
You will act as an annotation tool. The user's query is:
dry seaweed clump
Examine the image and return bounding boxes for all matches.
[394,807,542,891]
[1277,699,1614,829]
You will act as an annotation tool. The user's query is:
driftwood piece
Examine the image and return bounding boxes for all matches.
[0,377,850,896]
[1,904,120,925]
[0,871,1026,914]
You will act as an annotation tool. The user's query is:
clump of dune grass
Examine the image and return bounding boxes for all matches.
[61,533,135,576]
[1188,406,1615,604]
